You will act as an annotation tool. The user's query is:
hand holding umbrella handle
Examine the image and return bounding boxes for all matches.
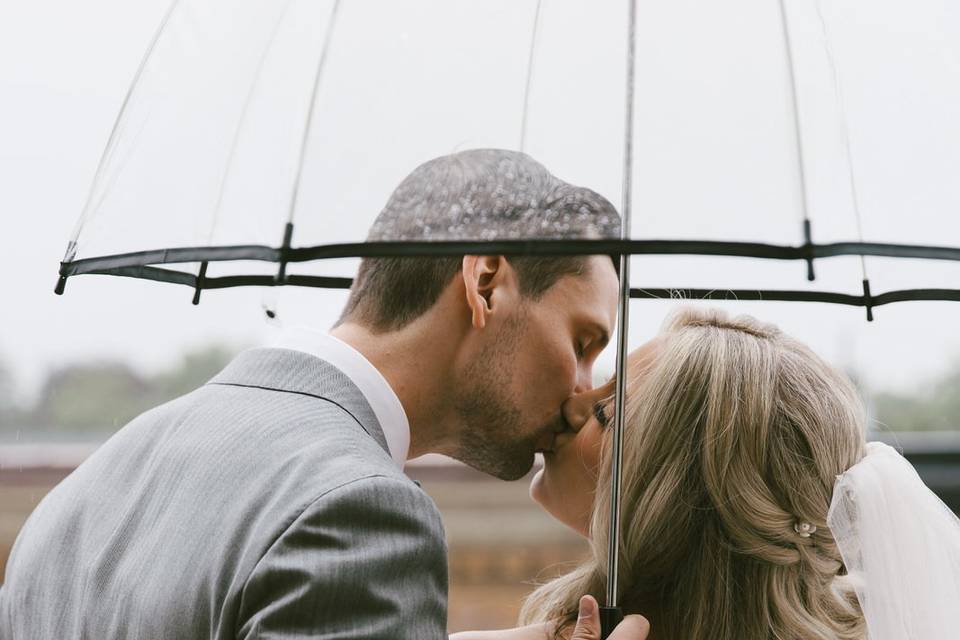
[572,597,645,640]
[599,606,624,639]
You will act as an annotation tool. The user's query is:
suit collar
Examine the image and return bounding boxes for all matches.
[268,328,410,465]
[207,348,392,461]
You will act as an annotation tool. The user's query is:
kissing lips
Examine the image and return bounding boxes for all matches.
[535,415,572,456]
[536,411,575,456]
[534,423,564,456]
[534,436,555,455]
[534,432,556,456]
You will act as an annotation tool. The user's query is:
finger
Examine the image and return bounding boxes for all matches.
[569,595,601,640]
[607,614,651,640]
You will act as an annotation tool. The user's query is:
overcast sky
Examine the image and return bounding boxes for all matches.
[2,0,959,411]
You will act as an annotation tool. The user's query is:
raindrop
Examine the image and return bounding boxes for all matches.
[261,290,281,326]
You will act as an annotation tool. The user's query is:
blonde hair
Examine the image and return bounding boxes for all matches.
[520,307,867,640]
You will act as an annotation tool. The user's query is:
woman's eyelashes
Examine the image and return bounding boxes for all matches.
[593,400,611,428]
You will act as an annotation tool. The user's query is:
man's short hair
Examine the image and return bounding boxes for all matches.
[338,149,621,332]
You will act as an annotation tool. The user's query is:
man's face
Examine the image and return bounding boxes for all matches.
[452,256,620,480]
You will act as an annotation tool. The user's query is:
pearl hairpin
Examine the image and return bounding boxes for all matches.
[794,521,817,538]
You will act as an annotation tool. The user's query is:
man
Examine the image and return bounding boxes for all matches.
[1,149,641,638]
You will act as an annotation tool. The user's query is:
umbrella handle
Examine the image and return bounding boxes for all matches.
[599,606,624,639]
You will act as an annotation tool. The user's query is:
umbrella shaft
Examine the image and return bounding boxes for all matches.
[606,0,638,609]
[607,251,631,607]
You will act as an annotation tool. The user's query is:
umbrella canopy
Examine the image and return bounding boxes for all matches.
[56,0,960,314]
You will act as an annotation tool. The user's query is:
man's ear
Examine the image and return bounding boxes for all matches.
[461,255,507,329]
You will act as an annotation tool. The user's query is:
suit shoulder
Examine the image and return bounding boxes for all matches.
[238,476,448,638]
[309,473,444,530]
[279,473,448,566]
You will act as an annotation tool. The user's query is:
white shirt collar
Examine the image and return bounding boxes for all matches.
[269,327,410,467]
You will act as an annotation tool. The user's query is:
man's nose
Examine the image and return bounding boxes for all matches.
[574,366,594,395]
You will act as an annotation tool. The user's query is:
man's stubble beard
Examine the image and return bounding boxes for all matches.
[450,307,541,481]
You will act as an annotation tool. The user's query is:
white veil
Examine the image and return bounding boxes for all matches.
[827,441,960,640]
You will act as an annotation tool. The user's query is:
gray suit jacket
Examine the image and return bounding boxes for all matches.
[0,348,448,639]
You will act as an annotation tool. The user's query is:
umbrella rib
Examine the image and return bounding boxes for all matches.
[813,0,870,281]
[775,0,813,240]
[285,0,343,230]
[207,1,296,247]
[66,0,184,258]
[519,0,544,153]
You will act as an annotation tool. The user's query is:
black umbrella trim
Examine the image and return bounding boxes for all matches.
[56,238,960,319]
[57,238,960,273]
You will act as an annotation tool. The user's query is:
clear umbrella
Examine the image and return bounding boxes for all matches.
[53,0,960,635]
[55,0,960,307]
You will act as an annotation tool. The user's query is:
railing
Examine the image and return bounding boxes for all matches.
[3,432,959,509]
[872,431,960,512]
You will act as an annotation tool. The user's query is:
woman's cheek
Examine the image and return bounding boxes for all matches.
[576,425,604,481]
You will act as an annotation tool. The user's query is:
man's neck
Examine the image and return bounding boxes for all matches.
[329,320,458,459]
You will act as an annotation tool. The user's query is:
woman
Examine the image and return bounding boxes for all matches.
[457,307,870,639]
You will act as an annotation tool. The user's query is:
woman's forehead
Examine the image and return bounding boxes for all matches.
[625,336,667,380]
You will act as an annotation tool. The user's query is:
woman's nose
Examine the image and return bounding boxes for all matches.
[561,386,606,432]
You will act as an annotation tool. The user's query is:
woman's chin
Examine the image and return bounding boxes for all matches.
[528,466,547,506]
[529,466,590,538]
